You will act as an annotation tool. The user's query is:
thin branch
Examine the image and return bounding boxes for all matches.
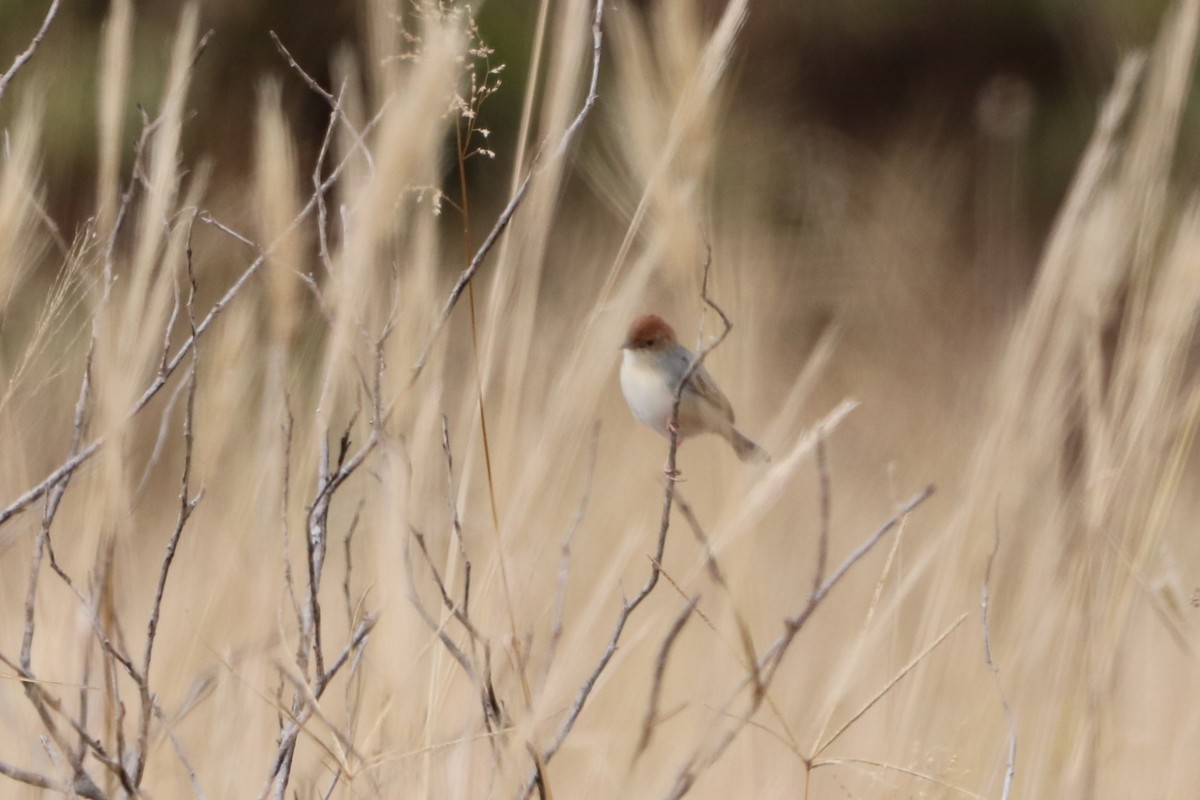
[294,419,376,709]
[312,87,341,274]
[521,243,730,799]
[403,529,479,683]
[280,408,302,631]
[20,349,91,673]
[157,277,183,377]
[0,441,102,532]
[772,484,937,675]
[322,612,379,687]
[269,31,374,173]
[0,756,106,800]
[412,0,607,378]
[660,485,936,800]
[0,89,397,534]
[0,651,126,788]
[409,527,482,642]
[405,518,507,743]
[269,31,334,104]
[131,364,195,503]
[0,0,62,104]
[152,701,207,800]
[674,491,760,699]
[262,598,378,799]
[666,241,731,480]
[342,500,364,629]
[135,217,204,788]
[442,415,471,615]
[634,596,698,759]
[405,414,517,756]
[811,435,831,600]
[269,665,357,775]
[196,212,257,249]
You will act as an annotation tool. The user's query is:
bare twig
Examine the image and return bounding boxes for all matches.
[269,664,357,772]
[520,246,731,799]
[134,217,204,788]
[196,212,257,249]
[673,491,761,699]
[0,658,111,786]
[269,30,334,104]
[666,241,732,480]
[442,416,471,615]
[152,701,207,800]
[307,428,332,683]
[407,522,510,754]
[773,485,936,674]
[660,485,936,799]
[131,364,195,503]
[322,613,379,687]
[262,595,378,798]
[634,597,698,759]
[265,276,385,799]
[403,529,481,683]
[264,425,377,798]
[342,500,364,628]
[411,0,606,377]
[20,346,91,672]
[297,419,375,683]
[811,435,831,599]
[76,636,94,764]
[311,87,342,274]
[409,527,483,642]
[0,87,397,535]
[0,756,105,800]
[0,441,103,532]
[0,0,62,104]
[157,277,183,376]
[269,31,374,173]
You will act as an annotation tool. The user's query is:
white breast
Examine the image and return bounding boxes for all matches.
[620,350,676,437]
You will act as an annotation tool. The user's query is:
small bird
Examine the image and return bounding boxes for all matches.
[620,314,769,471]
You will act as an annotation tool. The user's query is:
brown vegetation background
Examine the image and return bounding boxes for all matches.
[0,0,1198,798]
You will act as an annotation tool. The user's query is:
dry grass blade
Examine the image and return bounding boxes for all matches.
[660,485,937,800]
[809,758,985,799]
[812,612,969,759]
[3,0,1200,796]
[982,516,1017,800]
[411,0,606,378]
[0,65,397,536]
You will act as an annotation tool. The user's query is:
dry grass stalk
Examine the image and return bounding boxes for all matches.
[0,0,1199,797]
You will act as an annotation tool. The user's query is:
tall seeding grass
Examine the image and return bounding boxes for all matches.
[0,0,1199,797]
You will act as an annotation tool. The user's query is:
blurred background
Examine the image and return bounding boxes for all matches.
[2,0,1200,797]
[0,0,1188,234]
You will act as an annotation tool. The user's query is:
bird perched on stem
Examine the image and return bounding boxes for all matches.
[620,314,769,475]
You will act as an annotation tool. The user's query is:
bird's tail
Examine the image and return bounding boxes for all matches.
[729,428,770,464]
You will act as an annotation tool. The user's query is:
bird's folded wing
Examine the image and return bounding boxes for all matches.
[686,364,735,423]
